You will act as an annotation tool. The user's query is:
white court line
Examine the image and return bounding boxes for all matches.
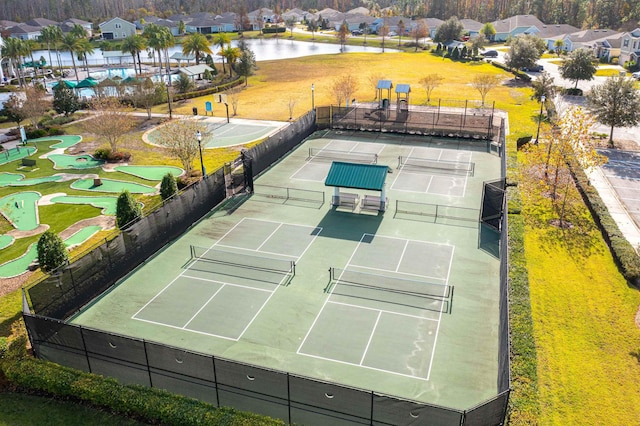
[183,283,227,329]
[426,246,455,381]
[603,173,640,182]
[360,311,382,365]
[297,351,429,381]
[397,240,410,273]
[133,317,238,341]
[297,234,367,354]
[328,300,439,321]
[256,222,284,251]
[182,274,276,292]
[236,282,282,340]
[213,243,298,260]
[348,264,447,283]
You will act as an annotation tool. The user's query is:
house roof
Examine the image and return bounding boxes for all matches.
[536,24,580,38]
[377,80,393,89]
[591,31,625,48]
[10,25,42,35]
[324,162,388,191]
[347,7,370,15]
[460,18,483,32]
[176,64,214,77]
[491,15,544,33]
[0,20,20,29]
[170,52,196,61]
[62,18,91,26]
[26,18,58,28]
[423,18,443,30]
[565,29,621,43]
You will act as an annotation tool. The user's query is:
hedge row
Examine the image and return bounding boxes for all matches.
[2,356,284,426]
[569,160,640,286]
[488,60,532,82]
[173,77,244,102]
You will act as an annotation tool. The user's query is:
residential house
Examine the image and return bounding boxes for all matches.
[537,23,580,51]
[620,28,640,65]
[591,32,624,62]
[370,16,413,35]
[282,8,307,23]
[551,29,620,54]
[60,18,93,37]
[134,15,162,30]
[331,12,376,32]
[99,17,136,40]
[460,18,483,38]
[9,24,42,40]
[155,19,182,36]
[248,8,278,30]
[423,18,443,39]
[186,12,237,34]
[26,18,58,28]
[490,15,545,41]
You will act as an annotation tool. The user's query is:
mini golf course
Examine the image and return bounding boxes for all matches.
[0,146,37,166]
[0,235,14,250]
[29,135,82,149]
[48,154,105,170]
[114,165,184,180]
[50,195,119,215]
[0,191,41,231]
[70,178,157,194]
[0,225,103,278]
[0,172,63,187]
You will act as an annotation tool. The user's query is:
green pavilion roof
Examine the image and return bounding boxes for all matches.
[324,162,388,191]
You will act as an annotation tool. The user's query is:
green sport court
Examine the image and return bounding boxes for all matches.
[71,131,502,419]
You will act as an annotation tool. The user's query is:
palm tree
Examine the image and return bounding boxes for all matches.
[59,33,82,83]
[182,32,212,65]
[76,38,94,75]
[143,24,162,68]
[24,39,38,80]
[158,27,175,73]
[39,25,62,77]
[2,37,26,87]
[70,24,88,39]
[213,33,231,73]
[121,34,147,76]
[220,45,241,77]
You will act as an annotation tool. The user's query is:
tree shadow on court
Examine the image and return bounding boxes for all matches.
[315,209,384,241]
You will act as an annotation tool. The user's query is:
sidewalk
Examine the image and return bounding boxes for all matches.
[587,166,640,250]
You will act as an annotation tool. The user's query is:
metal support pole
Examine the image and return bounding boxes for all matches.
[197,131,206,178]
[535,95,546,144]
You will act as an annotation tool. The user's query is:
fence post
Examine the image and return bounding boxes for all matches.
[143,340,153,388]
[212,355,220,407]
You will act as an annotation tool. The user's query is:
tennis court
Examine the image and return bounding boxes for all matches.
[71,130,502,416]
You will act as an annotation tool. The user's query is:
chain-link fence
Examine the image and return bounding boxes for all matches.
[22,109,510,425]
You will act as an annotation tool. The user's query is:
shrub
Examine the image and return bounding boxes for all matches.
[26,128,47,139]
[160,173,178,201]
[562,87,583,96]
[36,230,68,272]
[116,190,142,229]
[93,148,111,160]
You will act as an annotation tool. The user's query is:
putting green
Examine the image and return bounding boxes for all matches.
[0,235,14,250]
[0,146,37,166]
[29,135,82,149]
[0,243,37,278]
[0,191,41,231]
[114,165,184,180]
[48,154,105,170]
[51,195,119,215]
[71,178,156,194]
[0,172,63,187]
[64,225,102,247]
[0,225,103,277]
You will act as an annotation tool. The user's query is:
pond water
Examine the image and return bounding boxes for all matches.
[32,38,396,68]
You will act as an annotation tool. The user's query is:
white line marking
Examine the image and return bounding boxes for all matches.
[360,311,381,365]
[256,222,284,251]
[327,300,439,321]
[297,351,429,381]
[213,244,298,260]
[426,246,454,381]
[182,274,275,292]
[397,240,410,273]
[132,317,238,341]
[183,284,227,328]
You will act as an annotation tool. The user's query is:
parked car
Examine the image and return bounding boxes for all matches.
[522,64,544,72]
[388,31,397,37]
[481,50,498,58]
[632,71,640,80]
[351,30,363,36]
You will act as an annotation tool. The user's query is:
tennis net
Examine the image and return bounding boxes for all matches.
[328,267,452,300]
[309,148,378,164]
[397,156,475,175]
[190,246,296,276]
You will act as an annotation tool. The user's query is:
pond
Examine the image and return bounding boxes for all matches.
[32,39,397,68]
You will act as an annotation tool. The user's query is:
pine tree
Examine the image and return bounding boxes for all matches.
[37,230,68,272]
[116,190,142,229]
[160,173,178,200]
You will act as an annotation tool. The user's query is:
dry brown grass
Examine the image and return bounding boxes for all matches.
[170,53,512,121]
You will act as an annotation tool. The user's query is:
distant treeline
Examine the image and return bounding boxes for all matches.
[1,0,638,32]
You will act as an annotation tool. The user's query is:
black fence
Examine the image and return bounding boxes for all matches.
[317,103,502,142]
[25,313,509,425]
[481,179,507,232]
[22,110,510,425]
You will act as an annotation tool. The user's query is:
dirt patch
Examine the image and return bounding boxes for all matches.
[6,224,49,238]
[0,271,33,298]
[636,305,640,329]
[59,216,115,240]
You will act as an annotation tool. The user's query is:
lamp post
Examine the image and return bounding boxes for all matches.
[196,131,206,179]
[535,94,546,144]
[311,83,315,110]
[166,71,173,119]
